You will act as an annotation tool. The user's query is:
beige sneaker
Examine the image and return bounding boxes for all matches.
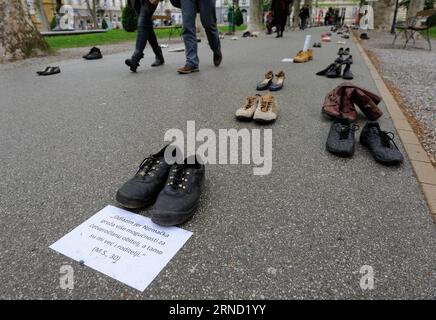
[253,94,278,123]
[235,94,261,120]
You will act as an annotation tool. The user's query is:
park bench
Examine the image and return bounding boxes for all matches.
[152,14,183,44]
[392,9,436,51]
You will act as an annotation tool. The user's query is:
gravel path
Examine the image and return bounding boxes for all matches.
[357,30,436,164]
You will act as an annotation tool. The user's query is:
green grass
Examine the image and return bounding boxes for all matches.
[430,26,436,39]
[45,25,247,50]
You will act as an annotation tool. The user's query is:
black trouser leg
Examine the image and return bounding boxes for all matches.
[134,0,159,58]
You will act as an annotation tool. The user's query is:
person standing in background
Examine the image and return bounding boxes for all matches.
[271,0,291,38]
[299,4,310,30]
[125,0,164,72]
[177,0,222,74]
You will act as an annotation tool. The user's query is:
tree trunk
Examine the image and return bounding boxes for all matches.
[407,0,425,19]
[85,0,98,29]
[293,0,301,29]
[34,0,50,31]
[374,0,395,30]
[0,0,50,62]
[247,0,263,31]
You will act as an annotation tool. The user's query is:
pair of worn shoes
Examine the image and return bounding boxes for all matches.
[256,70,285,91]
[36,66,61,76]
[326,119,403,165]
[313,42,322,48]
[235,94,278,123]
[83,47,102,60]
[116,145,205,226]
[293,49,313,63]
[317,55,353,80]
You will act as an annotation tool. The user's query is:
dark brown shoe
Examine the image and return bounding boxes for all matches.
[213,50,222,67]
[341,87,358,122]
[352,88,383,121]
[177,64,199,74]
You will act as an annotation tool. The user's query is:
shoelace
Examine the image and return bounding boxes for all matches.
[335,123,359,140]
[136,156,160,177]
[244,96,258,109]
[376,130,399,150]
[167,164,189,189]
[260,99,273,112]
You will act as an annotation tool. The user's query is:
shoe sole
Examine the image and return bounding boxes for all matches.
[178,69,199,74]
[236,115,253,121]
[151,204,198,226]
[253,118,276,124]
[115,192,156,209]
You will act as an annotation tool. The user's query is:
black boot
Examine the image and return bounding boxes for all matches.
[151,47,165,67]
[125,52,144,72]
[342,62,354,80]
[326,63,343,78]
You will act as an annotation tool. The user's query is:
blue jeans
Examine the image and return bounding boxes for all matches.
[181,0,221,67]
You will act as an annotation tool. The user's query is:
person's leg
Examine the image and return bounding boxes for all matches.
[140,1,163,63]
[181,0,199,67]
[198,0,221,54]
[276,14,283,36]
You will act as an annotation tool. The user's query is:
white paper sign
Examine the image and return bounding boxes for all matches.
[50,205,193,291]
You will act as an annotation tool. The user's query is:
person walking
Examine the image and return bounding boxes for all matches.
[177,0,222,74]
[271,0,290,38]
[125,0,164,73]
[299,4,310,30]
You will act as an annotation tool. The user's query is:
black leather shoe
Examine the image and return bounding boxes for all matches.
[213,50,222,67]
[125,52,144,72]
[116,145,177,209]
[83,47,102,60]
[360,122,404,165]
[326,118,359,157]
[337,47,345,55]
[151,57,164,67]
[342,62,354,80]
[326,63,342,78]
[316,63,335,76]
[151,47,165,67]
[151,156,205,226]
[39,66,61,76]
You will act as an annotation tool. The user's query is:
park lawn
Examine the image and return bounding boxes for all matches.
[45,25,247,50]
[430,26,436,39]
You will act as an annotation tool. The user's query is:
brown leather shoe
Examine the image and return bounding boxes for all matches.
[352,88,383,120]
[213,50,222,67]
[322,89,342,118]
[341,87,358,122]
[177,64,199,74]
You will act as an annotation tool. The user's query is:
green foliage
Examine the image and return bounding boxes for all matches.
[121,4,137,32]
[102,18,108,29]
[50,16,57,30]
[234,7,244,26]
[263,0,272,12]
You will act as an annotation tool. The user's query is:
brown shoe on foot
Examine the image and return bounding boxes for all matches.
[177,64,199,74]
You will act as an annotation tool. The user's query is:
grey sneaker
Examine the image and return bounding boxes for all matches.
[253,94,278,123]
[235,94,261,121]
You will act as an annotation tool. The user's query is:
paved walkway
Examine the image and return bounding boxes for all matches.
[0,27,435,299]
